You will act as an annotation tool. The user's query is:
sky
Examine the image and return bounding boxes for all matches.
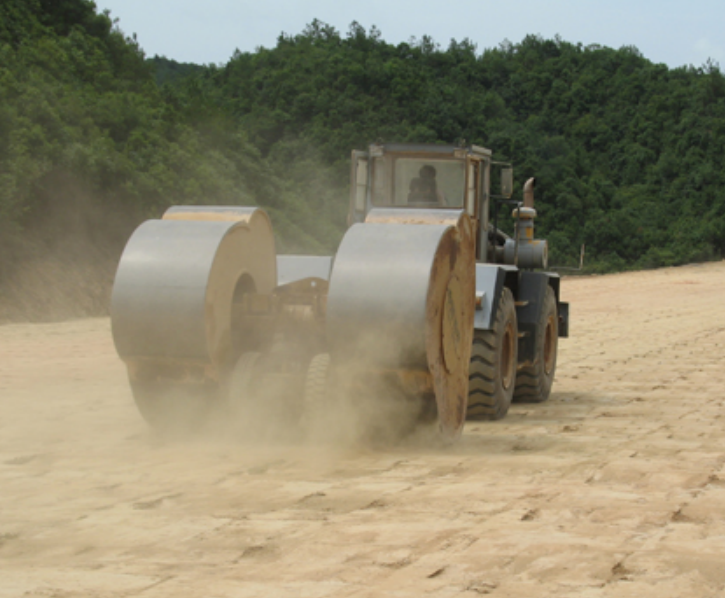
[95,0,724,70]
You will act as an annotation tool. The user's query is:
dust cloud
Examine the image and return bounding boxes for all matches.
[3,261,725,597]
[0,172,137,323]
[202,356,440,454]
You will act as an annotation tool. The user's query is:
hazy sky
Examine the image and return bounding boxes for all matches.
[96,0,724,70]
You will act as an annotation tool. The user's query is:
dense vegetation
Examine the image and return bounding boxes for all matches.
[1,0,725,318]
[200,22,725,270]
[0,0,341,263]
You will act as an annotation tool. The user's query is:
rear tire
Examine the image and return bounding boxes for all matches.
[227,351,261,417]
[513,286,558,403]
[467,287,518,420]
[303,353,333,438]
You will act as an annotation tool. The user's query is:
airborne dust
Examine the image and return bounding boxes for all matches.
[4,178,725,595]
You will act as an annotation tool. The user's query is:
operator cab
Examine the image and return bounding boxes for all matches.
[374,158,465,208]
[349,143,514,262]
[349,142,512,222]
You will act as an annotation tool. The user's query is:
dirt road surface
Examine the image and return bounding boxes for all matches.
[2,262,725,597]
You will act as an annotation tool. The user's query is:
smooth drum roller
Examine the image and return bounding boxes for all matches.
[327,219,475,440]
[365,208,475,243]
[364,207,475,286]
[111,206,276,430]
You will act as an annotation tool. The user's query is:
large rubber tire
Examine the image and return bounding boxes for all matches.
[130,379,216,434]
[467,287,518,420]
[304,354,331,410]
[513,286,558,403]
[303,353,333,439]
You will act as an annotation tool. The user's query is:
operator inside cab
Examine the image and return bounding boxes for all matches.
[408,165,446,206]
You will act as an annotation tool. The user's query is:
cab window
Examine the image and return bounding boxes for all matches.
[371,157,465,208]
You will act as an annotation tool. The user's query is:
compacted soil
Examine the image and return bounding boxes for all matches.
[1,262,725,597]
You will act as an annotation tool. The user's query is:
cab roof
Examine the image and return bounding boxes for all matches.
[368,142,492,159]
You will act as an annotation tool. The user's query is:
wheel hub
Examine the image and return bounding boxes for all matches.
[500,321,515,390]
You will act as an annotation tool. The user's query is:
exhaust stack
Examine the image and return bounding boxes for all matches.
[523,177,536,208]
[502,177,547,269]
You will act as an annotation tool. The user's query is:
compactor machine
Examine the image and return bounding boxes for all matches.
[111,142,569,442]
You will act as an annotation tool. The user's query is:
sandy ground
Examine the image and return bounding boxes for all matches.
[1,262,725,597]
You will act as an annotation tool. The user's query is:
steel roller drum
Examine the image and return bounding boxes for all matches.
[365,207,472,233]
[111,207,276,373]
[327,221,475,438]
[365,207,475,271]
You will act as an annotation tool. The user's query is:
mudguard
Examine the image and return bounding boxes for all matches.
[473,264,517,330]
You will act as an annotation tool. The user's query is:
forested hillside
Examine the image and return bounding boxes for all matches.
[1,1,724,319]
[197,21,725,270]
